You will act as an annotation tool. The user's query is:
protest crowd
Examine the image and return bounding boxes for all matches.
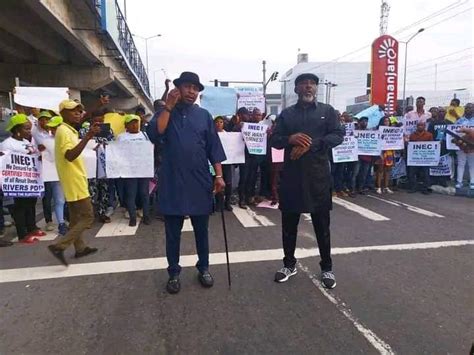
[0,73,473,292]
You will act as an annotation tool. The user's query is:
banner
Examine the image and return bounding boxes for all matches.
[42,139,97,181]
[370,35,399,114]
[241,123,267,155]
[237,96,265,113]
[332,136,358,163]
[106,141,154,178]
[218,132,245,165]
[272,148,284,163]
[379,126,404,150]
[403,116,419,135]
[354,130,381,156]
[445,125,474,150]
[201,86,237,117]
[14,86,68,112]
[344,122,355,136]
[407,141,441,166]
[0,152,44,197]
[429,154,452,176]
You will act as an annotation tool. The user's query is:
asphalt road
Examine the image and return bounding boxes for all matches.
[0,191,473,354]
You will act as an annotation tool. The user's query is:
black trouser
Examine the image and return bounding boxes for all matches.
[238,156,259,202]
[282,210,332,272]
[13,197,38,240]
[216,164,233,209]
[42,182,53,223]
[408,166,430,191]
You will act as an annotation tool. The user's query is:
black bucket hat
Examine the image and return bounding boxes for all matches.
[173,71,205,91]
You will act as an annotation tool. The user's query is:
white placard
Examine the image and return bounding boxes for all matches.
[1,152,44,197]
[218,132,245,165]
[429,154,452,176]
[237,96,265,113]
[344,122,355,136]
[241,123,267,155]
[14,86,69,112]
[403,117,419,135]
[332,136,359,163]
[379,127,404,150]
[106,141,154,178]
[407,141,441,166]
[445,125,474,151]
[354,130,381,156]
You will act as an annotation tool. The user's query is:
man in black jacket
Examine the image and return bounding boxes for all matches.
[271,73,344,289]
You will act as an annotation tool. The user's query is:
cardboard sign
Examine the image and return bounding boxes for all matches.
[403,117,419,135]
[445,125,474,151]
[0,152,44,197]
[105,141,154,178]
[241,123,267,155]
[344,122,355,136]
[218,132,245,165]
[429,154,452,176]
[271,148,284,163]
[332,136,359,163]
[379,126,404,150]
[354,130,381,156]
[201,86,237,117]
[407,141,441,166]
[14,86,68,112]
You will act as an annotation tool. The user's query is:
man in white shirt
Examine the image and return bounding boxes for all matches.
[404,96,432,123]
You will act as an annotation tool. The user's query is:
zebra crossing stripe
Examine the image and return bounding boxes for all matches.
[96,214,140,237]
[231,207,275,227]
[367,195,445,218]
[332,197,390,221]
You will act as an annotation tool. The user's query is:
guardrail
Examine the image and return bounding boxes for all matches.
[90,0,151,99]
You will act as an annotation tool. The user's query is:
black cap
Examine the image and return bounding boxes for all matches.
[294,73,319,86]
[173,71,205,91]
[358,116,369,121]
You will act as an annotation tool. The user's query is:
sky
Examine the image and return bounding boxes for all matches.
[123,0,473,101]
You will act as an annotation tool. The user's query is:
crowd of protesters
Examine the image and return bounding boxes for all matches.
[1,88,473,251]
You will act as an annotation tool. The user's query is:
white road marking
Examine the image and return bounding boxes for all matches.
[231,207,275,227]
[1,240,472,284]
[182,219,193,232]
[333,197,390,221]
[95,214,140,237]
[302,213,312,221]
[298,262,394,354]
[367,194,445,218]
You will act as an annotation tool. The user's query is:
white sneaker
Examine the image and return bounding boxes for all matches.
[376,188,382,194]
[455,182,462,189]
[105,207,114,217]
[124,211,130,219]
[384,188,394,194]
[45,222,55,231]
[137,209,144,218]
[4,221,12,227]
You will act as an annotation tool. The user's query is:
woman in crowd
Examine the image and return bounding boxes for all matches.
[117,114,151,226]
[0,114,46,243]
[79,108,114,224]
[375,116,395,194]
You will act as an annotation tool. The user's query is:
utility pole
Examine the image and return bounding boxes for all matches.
[262,60,267,97]
[379,0,391,35]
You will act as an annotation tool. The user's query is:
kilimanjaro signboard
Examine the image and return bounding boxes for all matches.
[370,35,399,115]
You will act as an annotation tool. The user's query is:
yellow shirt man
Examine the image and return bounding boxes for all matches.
[54,122,90,202]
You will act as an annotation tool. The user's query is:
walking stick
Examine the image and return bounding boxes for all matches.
[219,193,232,289]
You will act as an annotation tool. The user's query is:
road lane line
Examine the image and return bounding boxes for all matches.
[302,213,312,221]
[333,197,390,221]
[96,214,140,237]
[367,194,445,218]
[298,262,394,354]
[182,219,193,232]
[231,207,274,227]
[1,240,472,284]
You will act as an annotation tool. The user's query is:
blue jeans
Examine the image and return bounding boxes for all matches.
[42,182,65,223]
[165,215,210,277]
[333,163,345,192]
[357,161,373,191]
[123,178,149,219]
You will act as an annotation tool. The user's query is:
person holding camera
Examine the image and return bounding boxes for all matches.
[47,100,100,266]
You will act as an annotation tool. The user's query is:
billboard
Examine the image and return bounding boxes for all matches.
[370,35,399,114]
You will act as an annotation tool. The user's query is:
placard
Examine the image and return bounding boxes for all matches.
[241,123,267,155]
[379,126,404,150]
[106,141,154,178]
[0,152,44,197]
[200,86,237,117]
[344,122,355,136]
[429,154,452,176]
[354,130,381,156]
[14,86,68,112]
[332,136,358,163]
[407,141,441,166]
[445,125,474,151]
[403,117,419,135]
[218,132,245,165]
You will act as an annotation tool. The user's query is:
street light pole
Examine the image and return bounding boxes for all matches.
[401,28,424,115]
[132,33,162,76]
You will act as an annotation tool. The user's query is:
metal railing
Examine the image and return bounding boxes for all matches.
[88,0,151,98]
